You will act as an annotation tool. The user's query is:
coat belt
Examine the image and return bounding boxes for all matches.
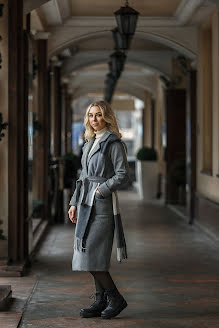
[77,175,108,205]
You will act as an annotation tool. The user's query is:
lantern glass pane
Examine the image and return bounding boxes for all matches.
[115,16,123,34]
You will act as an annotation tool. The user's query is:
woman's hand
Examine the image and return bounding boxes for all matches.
[96,189,101,194]
[68,205,77,223]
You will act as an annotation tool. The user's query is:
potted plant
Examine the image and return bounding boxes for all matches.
[135,146,158,201]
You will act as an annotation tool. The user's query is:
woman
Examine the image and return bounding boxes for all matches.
[68,100,130,320]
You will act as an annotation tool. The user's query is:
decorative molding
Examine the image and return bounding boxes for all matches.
[40,0,63,25]
[57,0,71,20]
[31,0,215,28]
[39,0,71,26]
[48,27,197,60]
[23,0,51,14]
[63,1,211,29]
[32,31,51,40]
[64,16,178,28]
[174,0,205,25]
[53,0,63,24]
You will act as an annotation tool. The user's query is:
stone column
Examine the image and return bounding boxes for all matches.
[61,82,68,156]
[33,34,50,221]
[50,60,63,221]
[60,83,73,155]
[143,91,152,147]
[0,0,9,260]
[66,92,73,154]
[53,64,62,158]
[8,0,29,263]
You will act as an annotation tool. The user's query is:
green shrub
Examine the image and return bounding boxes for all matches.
[136,147,157,161]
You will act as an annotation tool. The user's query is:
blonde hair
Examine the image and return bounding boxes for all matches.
[84,100,122,141]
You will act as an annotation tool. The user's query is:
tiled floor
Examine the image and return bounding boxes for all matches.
[3,189,219,328]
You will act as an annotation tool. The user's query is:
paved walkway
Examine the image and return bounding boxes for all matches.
[4,190,219,328]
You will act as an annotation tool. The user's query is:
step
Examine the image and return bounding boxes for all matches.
[0,263,25,277]
[0,285,12,310]
[0,259,8,266]
[0,264,24,272]
[0,271,21,277]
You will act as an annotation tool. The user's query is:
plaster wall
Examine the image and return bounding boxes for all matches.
[154,76,166,175]
[197,8,219,203]
[143,91,152,148]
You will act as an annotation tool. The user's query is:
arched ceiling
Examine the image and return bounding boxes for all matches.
[64,63,157,101]
[28,0,217,99]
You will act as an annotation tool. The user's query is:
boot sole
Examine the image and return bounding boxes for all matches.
[80,311,101,318]
[101,300,128,319]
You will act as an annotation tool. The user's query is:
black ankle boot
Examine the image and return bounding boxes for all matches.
[80,292,107,318]
[101,288,127,319]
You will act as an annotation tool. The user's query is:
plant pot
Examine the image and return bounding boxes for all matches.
[136,160,158,201]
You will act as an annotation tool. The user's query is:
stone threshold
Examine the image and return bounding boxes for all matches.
[0,285,12,310]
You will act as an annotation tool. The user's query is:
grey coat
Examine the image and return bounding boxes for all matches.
[69,130,130,271]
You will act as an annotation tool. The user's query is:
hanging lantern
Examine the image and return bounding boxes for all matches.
[104,84,115,103]
[105,72,117,88]
[109,51,126,79]
[104,87,112,103]
[104,73,117,103]
[112,27,131,51]
[114,0,139,36]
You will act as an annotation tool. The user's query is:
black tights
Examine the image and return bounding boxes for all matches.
[90,271,117,293]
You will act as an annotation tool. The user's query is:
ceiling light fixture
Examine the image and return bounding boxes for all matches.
[114,0,139,36]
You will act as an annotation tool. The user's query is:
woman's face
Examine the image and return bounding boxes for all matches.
[88,106,106,131]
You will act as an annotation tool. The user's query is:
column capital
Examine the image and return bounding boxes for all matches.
[50,55,62,67]
[61,77,70,85]
[31,30,51,40]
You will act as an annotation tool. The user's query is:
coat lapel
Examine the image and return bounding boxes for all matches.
[87,130,111,165]
[82,137,95,175]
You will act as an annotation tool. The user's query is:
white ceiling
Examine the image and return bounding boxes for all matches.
[28,0,217,100]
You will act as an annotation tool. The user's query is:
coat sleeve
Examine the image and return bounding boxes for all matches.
[69,171,83,206]
[98,141,130,198]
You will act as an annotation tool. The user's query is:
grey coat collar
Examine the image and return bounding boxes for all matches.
[83,130,112,170]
